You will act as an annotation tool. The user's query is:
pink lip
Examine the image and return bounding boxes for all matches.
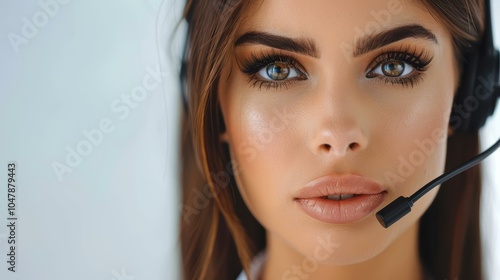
[294,175,387,224]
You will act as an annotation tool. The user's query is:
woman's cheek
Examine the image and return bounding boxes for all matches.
[390,114,447,181]
[223,99,303,227]
[230,106,290,171]
[379,89,451,226]
[236,106,296,158]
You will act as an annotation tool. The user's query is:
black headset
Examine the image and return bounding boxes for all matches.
[450,0,499,132]
[377,0,500,228]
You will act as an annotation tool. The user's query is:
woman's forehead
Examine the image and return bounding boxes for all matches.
[235,0,449,48]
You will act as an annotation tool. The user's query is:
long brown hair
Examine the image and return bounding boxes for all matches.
[179,1,485,279]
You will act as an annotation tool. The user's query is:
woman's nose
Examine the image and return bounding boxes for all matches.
[308,83,369,157]
[311,126,367,156]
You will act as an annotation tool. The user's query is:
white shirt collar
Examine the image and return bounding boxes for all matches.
[235,251,267,280]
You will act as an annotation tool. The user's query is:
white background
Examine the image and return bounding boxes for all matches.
[0,0,498,279]
[0,0,185,279]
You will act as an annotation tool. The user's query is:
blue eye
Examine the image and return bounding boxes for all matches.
[239,51,307,90]
[365,48,433,88]
[258,62,300,81]
[370,60,415,78]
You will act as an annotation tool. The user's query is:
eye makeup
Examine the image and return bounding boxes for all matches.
[365,45,433,88]
[236,44,434,91]
[237,50,308,91]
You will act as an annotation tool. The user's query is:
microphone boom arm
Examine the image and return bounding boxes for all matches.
[376,136,500,228]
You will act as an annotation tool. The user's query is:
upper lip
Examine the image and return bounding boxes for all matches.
[294,174,385,199]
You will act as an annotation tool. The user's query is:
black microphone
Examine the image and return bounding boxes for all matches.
[376,136,500,228]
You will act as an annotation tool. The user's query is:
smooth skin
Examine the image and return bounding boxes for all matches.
[218,0,459,279]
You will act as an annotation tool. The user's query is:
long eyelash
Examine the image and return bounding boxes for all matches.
[370,46,433,71]
[248,79,295,91]
[240,50,303,75]
[238,50,306,90]
[378,74,426,89]
[367,45,433,88]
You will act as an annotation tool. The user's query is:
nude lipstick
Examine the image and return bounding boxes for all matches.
[294,175,386,224]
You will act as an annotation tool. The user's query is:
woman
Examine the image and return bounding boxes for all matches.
[179,0,489,279]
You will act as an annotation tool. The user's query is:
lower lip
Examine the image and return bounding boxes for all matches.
[294,193,386,224]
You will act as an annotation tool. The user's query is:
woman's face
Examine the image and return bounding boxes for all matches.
[218,0,458,264]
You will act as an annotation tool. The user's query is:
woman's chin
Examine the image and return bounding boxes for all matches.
[296,234,390,266]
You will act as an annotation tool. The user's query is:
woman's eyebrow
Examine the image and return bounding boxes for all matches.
[353,24,438,57]
[234,24,437,59]
[234,31,320,58]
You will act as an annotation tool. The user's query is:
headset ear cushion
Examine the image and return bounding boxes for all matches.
[492,50,500,113]
[450,47,499,133]
[449,0,500,133]
[489,50,500,118]
[449,49,480,133]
